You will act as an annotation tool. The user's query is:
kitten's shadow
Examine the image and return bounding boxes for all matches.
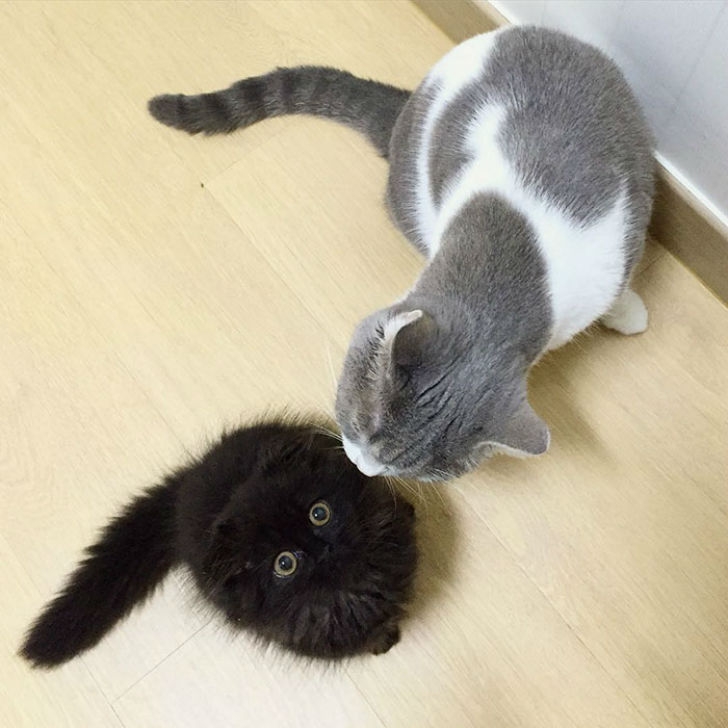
[391,480,459,620]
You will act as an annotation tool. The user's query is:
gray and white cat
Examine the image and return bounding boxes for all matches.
[149,26,654,482]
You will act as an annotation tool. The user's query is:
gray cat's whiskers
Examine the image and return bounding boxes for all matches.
[428,479,448,509]
[323,339,338,406]
[381,475,397,501]
[385,475,428,513]
[419,467,454,485]
[310,425,343,443]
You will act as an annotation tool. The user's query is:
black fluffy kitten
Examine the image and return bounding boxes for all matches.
[20,416,417,668]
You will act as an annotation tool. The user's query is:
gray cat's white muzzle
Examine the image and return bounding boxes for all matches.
[342,436,387,477]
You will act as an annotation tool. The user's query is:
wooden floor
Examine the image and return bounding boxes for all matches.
[2,2,728,726]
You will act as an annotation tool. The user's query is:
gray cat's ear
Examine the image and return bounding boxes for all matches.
[492,399,550,456]
[384,310,437,367]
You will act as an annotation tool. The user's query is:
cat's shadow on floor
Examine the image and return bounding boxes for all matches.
[390,479,460,622]
[528,324,627,460]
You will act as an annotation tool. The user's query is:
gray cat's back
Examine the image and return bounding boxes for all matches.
[387,26,654,266]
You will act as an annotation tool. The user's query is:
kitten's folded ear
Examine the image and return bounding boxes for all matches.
[384,309,438,367]
[202,516,243,580]
[207,516,256,574]
[213,516,240,543]
[260,436,310,473]
[493,398,550,456]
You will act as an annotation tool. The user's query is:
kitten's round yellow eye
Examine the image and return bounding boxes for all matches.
[309,501,331,526]
[273,551,298,577]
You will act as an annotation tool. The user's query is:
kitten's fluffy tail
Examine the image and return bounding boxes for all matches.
[147,66,411,158]
[20,481,181,668]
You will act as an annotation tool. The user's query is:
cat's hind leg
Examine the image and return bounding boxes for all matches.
[600,288,648,335]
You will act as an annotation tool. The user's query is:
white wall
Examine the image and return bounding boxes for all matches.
[486,0,728,225]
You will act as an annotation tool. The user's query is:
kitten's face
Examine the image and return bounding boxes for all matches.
[336,307,550,481]
[205,431,416,658]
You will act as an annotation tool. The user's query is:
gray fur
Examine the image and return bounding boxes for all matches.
[387,27,653,268]
[385,85,438,254]
[431,30,654,221]
[148,66,410,158]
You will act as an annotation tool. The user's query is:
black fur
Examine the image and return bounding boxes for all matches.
[148,66,411,158]
[20,415,417,668]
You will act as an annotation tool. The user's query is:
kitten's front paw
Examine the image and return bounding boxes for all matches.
[601,289,648,335]
[370,623,400,655]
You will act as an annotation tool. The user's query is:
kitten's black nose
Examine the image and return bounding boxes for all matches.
[317,544,333,562]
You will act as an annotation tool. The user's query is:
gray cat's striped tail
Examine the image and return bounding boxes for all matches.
[147,66,411,158]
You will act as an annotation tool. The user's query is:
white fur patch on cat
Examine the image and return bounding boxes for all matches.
[600,288,648,335]
[416,31,504,251]
[342,436,386,477]
[424,93,628,350]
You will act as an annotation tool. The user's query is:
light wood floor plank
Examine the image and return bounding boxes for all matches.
[113,621,387,728]
[2,2,727,727]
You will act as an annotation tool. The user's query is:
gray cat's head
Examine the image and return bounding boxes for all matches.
[335,305,550,482]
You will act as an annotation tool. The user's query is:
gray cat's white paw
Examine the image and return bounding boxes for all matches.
[601,289,648,335]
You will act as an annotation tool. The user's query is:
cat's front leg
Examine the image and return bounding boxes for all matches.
[600,287,649,335]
